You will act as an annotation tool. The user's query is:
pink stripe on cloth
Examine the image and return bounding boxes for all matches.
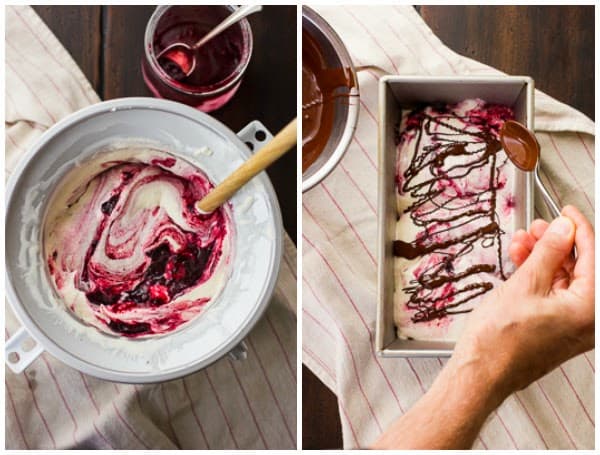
[321,183,376,264]
[6,128,27,155]
[493,410,518,449]
[352,136,378,170]
[265,313,296,379]
[302,307,336,339]
[548,133,594,210]
[302,345,336,381]
[338,397,361,447]
[358,97,378,124]
[344,7,400,74]
[133,385,144,413]
[6,380,30,449]
[303,276,386,429]
[5,327,56,449]
[160,383,182,448]
[246,338,296,445]
[303,237,405,413]
[6,38,77,112]
[40,357,79,446]
[12,6,97,105]
[576,132,594,163]
[535,383,577,449]
[181,378,210,448]
[339,162,377,213]
[111,402,150,449]
[6,59,58,124]
[559,367,594,425]
[204,369,239,449]
[393,5,459,74]
[80,373,100,415]
[92,422,114,450]
[383,21,432,75]
[305,235,435,416]
[513,393,550,449]
[227,361,268,449]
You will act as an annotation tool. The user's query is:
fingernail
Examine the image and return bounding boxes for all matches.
[547,216,573,236]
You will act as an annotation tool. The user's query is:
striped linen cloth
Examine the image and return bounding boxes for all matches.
[303,5,594,449]
[5,5,296,450]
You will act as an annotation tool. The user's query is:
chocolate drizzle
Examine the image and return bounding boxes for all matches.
[393,101,514,323]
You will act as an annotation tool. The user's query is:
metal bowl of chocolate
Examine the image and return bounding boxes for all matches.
[302,6,359,192]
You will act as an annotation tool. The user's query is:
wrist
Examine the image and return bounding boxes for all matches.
[436,354,509,417]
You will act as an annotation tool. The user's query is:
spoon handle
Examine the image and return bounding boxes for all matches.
[534,166,561,218]
[196,118,297,213]
[193,5,263,51]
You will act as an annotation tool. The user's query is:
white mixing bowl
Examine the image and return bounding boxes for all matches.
[5,98,282,383]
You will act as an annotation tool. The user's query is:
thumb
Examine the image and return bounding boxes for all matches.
[519,216,575,290]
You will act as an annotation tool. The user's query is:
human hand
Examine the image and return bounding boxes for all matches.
[449,205,595,406]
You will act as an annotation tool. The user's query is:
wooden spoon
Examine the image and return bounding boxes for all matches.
[196,118,297,213]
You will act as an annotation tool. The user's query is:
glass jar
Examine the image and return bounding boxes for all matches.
[141,5,253,112]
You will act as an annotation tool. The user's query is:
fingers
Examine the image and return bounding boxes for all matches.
[561,205,595,301]
[509,222,547,267]
[509,230,534,266]
[529,219,549,240]
[519,216,576,291]
[509,241,531,267]
[529,219,576,276]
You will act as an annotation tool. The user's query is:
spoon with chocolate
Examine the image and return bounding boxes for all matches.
[157,5,262,80]
[499,120,561,218]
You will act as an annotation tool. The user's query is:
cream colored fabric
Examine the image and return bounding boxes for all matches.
[5,6,296,449]
[303,5,594,449]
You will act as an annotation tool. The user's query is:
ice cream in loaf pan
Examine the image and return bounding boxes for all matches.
[394,98,516,341]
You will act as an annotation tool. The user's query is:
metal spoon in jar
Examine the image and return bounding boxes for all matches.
[499,120,561,218]
[157,5,262,79]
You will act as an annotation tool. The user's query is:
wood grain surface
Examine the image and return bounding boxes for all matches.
[420,5,595,120]
[33,5,297,242]
[302,5,594,450]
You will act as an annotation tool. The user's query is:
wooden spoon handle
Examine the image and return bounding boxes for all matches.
[196,118,297,213]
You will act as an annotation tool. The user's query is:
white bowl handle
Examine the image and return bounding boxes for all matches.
[5,327,45,373]
[237,120,274,152]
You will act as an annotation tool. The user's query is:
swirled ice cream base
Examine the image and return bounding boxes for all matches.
[43,147,232,339]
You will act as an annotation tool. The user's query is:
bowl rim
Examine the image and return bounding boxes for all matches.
[5,97,283,383]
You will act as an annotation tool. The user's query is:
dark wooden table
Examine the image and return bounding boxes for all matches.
[302,5,594,449]
[33,5,297,242]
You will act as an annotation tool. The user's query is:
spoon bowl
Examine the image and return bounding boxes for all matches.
[499,120,539,171]
[157,5,262,80]
[500,120,561,218]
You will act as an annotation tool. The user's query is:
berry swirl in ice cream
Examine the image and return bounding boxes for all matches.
[43,147,232,338]
[394,99,516,340]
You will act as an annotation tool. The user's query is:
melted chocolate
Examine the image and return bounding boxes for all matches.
[499,120,539,171]
[394,102,514,323]
[302,29,356,172]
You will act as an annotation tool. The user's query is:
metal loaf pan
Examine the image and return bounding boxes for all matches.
[376,76,534,357]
